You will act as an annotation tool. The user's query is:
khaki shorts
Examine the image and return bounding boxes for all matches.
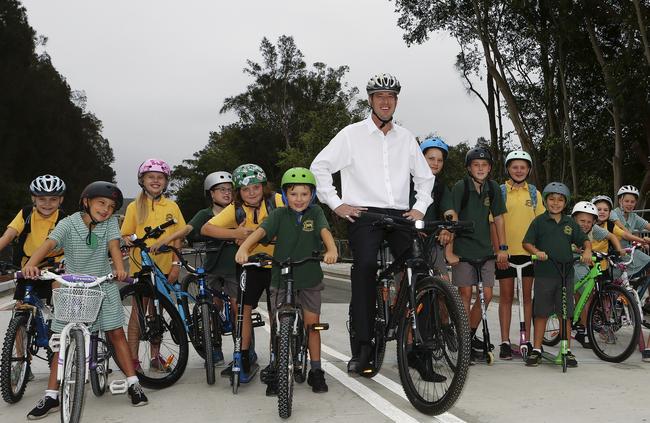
[269,282,324,315]
[451,260,496,288]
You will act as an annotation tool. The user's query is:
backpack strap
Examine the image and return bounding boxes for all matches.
[235,193,277,225]
[500,184,507,203]
[460,179,495,214]
[528,184,538,210]
[606,219,616,233]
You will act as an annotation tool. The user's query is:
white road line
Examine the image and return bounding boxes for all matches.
[322,274,351,283]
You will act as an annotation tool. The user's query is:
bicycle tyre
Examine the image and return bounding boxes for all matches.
[90,332,110,397]
[396,277,470,415]
[0,314,31,403]
[200,303,215,385]
[120,283,189,389]
[542,314,560,346]
[277,315,294,419]
[361,287,387,378]
[293,322,308,384]
[180,274,198,346]
[60,328,85,423]
[587,284,641,363]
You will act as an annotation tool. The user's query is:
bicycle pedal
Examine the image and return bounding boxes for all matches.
[48,334,60,353]
[109,379,128,395]
[251,312,265,328]
[311,323,329,331]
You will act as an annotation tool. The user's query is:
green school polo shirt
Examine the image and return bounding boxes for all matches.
[522,211,588,278]
[188,207,236,278]
[260,205,330,289]
[451,176,507,259]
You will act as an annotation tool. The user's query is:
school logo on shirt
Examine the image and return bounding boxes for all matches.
[564,225,572,235]
[302,220,314,232]
[525,199,532,208]
[166,214,174,222]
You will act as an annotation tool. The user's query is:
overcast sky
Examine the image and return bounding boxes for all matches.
[22,0,502,197]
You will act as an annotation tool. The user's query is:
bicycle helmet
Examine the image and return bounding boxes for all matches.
[505,150,532,167]
[30,175,66,196]
[591,195,613,209]
[137,158,171,178]
[571,201,598,217]
[366,73,401,95]
[204,171,233,191]
[465,147,493,166]
[79,181,124,211]
[542,182,571,203]
[232,164,267,189]
[420,137,449,159]
[617,185,639,198]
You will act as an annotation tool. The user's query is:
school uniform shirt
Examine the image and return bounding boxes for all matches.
[260,206,330,289]
[450,176,507,259]
[120,196,186,275]
[573,224,609,282]
[8,207,64,265]
[611,208,648,247]
[310,115,434,214]
[187,207,236,278]
[500,180,545,256]
[522,212,588,279]
[603,213,650,276]
[206,193,284,257]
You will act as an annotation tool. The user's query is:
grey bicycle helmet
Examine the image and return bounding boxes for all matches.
[542,182,571,203]
[30,175,66,196]
[591,195,613,209]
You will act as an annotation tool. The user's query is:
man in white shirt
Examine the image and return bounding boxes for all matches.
[310,73,434,375]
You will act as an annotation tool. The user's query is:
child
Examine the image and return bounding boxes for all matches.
[523,182,592,367]
[235,167,337,394]
[22,182,148,419]
[201,163,284,384]
[611,185,650,279]
[446,147,509,360]
[493,151,545,360]
[150,171,236,364]
[121,158,186,370]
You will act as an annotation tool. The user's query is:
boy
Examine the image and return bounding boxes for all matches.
[446,148,509,359]
[523,182,592,367]
[235,168,337,394]
[22,182,148,419]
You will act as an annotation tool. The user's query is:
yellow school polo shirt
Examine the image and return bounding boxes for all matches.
[8,208,64,265]
[502,180,545,255]
[120,196,186,275]
[206,193,284,256]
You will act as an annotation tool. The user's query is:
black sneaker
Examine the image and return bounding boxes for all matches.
[221,362,233,378]
[574,332,592,349]
[526,350,542,367]
[260,364,275,384]
[346,356,359,373]
[643,301,650,315]
[642,349,650,362]
[471,335,493,352]
[27,396,59,420]
[307,369,328,393]
[499,342,512,360]
[128,383,149,407]
[566,351,578,368]
[356,344,374,375]
[265,380,278,396]
[407,351,447,382]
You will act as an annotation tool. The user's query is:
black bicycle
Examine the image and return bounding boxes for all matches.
[350,212,472,415]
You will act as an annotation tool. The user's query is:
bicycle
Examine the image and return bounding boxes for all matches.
[120,220,189,389]
[245,253,329,419]
[509,259,534,360]
[542,251,641,363]
[0,262,54,403]
[352,211,471,415]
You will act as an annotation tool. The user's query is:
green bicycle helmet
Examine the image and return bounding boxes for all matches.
[232,164,267,189]
[281,167,317,206]
[542,182,571,203]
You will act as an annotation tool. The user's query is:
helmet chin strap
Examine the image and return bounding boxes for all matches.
[372,108,393,129]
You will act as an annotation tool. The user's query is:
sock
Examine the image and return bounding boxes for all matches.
[501,340,510,345]
[242,349,250,373]
[533,348,542,353]
[45,389,58,400]
[127,376,139,387]
[310,360,321,370]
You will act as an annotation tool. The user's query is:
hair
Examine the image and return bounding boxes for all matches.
[619,193,638,203]
[233,183,274,209]
[593,200,612,212]
[284,183,314,193]
[135,191,168,225]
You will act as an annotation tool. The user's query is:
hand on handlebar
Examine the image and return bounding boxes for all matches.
[323,250,338,265]
[402,209,424,221]
[149,240,166,253]
[581,250,592,265]
[114,269,128,282]
[122,235,134,247]
[535,251,548,261]
[437,229,453,246]
[235,249,249,265]
[21,265,41,279]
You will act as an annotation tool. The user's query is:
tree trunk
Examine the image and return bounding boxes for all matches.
[632,0,650,67]
[558,41,579,196]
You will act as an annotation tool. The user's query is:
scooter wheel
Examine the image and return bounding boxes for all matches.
[520,345,528,361]
[486,351,495,366]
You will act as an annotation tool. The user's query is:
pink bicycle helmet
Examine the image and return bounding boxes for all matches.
[138,159,171,178]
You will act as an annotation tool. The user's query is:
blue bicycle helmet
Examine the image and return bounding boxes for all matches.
[420,137,449,159]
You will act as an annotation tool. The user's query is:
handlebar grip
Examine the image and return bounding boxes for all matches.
[160,219,177,230]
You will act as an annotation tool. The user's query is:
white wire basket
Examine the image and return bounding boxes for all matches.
[52,287,105,323]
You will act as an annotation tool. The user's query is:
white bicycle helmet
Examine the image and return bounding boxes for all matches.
[591,195,613,209]
[571,201,598,217]
[366,73,401,95]
[505,150,532,167]
[204,171,233,191]
[29,175,66,196]
[617,185,639,198]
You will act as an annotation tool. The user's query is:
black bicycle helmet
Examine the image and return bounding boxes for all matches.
[465,147,493,166]
[79,181,124,210]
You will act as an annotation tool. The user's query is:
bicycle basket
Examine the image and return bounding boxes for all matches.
[52,287,105,323]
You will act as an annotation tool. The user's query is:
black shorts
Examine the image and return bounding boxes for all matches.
[14,278,53,304]
[495,255,535,280]
[236,265,271,309]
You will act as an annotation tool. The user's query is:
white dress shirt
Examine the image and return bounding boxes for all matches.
[310,115,434,214]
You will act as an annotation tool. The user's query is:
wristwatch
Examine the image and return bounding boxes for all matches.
[498,244,509,251]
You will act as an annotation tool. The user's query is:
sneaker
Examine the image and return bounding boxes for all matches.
[346,356,359,373]
[265,380,278,396]
[356,344,374,375]
[471,335,493,352]
[127,383,149,407]
[239,363,259,384]
[643,302,650,315]
[260,364,275,384]
[574,332,592,349]
[221,362,233,378]
[27,396,59,420]
[526,350,542,367]
[212,349,224,366]
[499,342,512,360]
[307,368,329,393]
[566,351,578,368]
[407,351,447,382]
[642,349,650,362]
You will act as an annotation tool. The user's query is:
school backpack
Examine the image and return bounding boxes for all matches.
[499,183,539,211]
[12,206,65,266]
[234,194,277,225]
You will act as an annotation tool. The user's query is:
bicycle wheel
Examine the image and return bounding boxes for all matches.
[396,276,470,415]
[0,315,31,403]
[542,314,561,346]
[120,283,189,389]
[60,329,86,423]
[180,274,198,346]
[199,303,215,385]
[277,315,294,419]
[293,321,308,384]
[360,287,387,378]
[90,332,110,397]
[587,284,641,362]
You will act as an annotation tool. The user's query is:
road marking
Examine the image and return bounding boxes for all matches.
[322,274,351,283]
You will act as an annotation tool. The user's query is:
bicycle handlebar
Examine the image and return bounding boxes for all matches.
[16,270,112,288]
[243,252,323,268]
[127,219,178,246]
[359,211,474,233]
